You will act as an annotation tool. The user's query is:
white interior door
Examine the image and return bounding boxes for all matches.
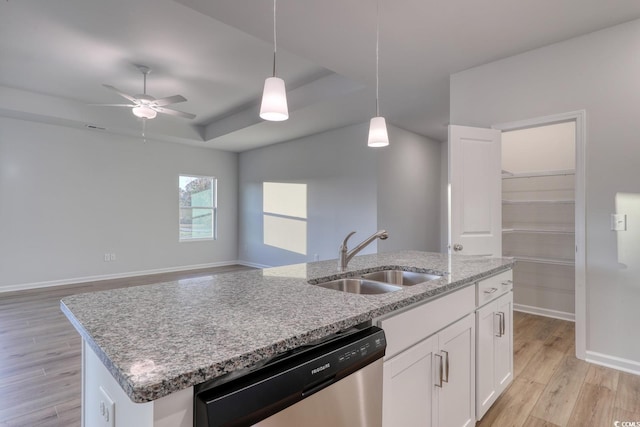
[448,125,502,256]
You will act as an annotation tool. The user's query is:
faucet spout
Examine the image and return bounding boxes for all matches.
[338,230,389,271]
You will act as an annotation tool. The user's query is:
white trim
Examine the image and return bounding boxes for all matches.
[493,110,586,360]
[585,350,640,376]
[514,303,575,322]
[0,261,248,294]
[237,260,273,269]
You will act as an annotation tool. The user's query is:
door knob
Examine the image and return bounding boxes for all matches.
[453,243,463,252]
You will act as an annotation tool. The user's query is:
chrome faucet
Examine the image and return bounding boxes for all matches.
[338,230,389,271]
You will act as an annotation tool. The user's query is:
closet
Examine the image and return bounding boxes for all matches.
[501,122,575,320]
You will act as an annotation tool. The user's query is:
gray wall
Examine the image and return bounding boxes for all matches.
[0,117,239,290]
[450,19,640,366]
[377,126,441,253]
[238,122,441,267]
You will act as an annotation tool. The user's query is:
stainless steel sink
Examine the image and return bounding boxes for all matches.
[360,270,442,286]
[313,278,402,294]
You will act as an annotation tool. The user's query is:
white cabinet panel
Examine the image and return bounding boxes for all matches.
[437,314,476,427]
[383,335,437,427]
[476,291,513,420]
[382,314,475,427]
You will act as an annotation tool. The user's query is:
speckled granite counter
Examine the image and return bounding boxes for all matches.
[60,251,514,403]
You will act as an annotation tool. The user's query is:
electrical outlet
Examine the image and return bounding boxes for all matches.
[110,253,116,261]
[104,253,110,262]
[98,386,115,427]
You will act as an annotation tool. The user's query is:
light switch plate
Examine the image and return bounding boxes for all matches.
[99,386,115,427]
[611,214,627,231]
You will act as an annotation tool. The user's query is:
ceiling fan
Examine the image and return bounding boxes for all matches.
[95,65,196,121]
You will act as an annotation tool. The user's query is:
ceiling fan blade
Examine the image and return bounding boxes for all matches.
[89,103,136,107]
[102,84,137,103]
[155,107,196,120]
[153,95,187,106]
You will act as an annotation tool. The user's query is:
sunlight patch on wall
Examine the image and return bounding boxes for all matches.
[263,182,307,255]
[615,192,640,271]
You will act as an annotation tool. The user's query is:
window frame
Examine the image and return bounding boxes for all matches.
[178,174,218,242]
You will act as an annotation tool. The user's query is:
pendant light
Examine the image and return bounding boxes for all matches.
[367,0,389,147]
[260,0,289,121]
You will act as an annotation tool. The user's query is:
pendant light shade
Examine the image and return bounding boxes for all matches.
[368,0,389,147]
[260,0,289,121]
[260,76,289,121]
[368,116,389,147]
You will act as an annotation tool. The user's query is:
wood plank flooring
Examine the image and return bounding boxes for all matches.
[479,311,640,427]
[0,265,254,427]
[2,275,639,426]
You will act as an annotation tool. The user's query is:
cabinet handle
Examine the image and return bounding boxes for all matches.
[442,350,449,383]
[484,287,498,294]
[435,354,443,388]
[501,311,506,336]
[501,280,512,286]
[496,312,505,336]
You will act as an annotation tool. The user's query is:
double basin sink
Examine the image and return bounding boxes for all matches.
[312,270,442,295]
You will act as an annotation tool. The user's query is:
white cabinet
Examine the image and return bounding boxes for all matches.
[475,275,513,420]
[379,286,476,425]
[383,333,438,426]
[381,312,476,427]
[437,314,476,427]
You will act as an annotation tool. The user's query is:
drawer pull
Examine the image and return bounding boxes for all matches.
[442,350,449,383]
[495,312,505,337]
[501,280,513,286]
[435,354,443,388]
[483,287,498,294]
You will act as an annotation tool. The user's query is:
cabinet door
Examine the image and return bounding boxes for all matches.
[494,292,513,395]
[383,334,437,427]
[476,300,498,418]
[476,291,514,420]
[437,314,475,427]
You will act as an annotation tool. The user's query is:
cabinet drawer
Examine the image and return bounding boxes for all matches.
[378,285,475,359]
[477,270,513,306]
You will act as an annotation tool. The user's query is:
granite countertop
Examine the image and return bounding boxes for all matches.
[60,250,514,403]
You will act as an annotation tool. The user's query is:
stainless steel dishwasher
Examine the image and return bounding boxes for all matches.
[194,326,386,427]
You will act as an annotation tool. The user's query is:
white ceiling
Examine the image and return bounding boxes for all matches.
[2,0,640,151]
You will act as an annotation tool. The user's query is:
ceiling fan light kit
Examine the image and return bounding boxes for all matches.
[132,105,157,119]
[260,0,289,122]
[96,64,195,124]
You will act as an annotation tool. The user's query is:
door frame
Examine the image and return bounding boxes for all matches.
[493,110,586,361]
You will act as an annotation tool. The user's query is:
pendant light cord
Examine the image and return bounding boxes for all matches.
[272,0,277,77]
[375,0,380,116]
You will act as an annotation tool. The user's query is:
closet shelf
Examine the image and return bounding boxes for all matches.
[503,199,574,205]
[507,256,575,266]
[503,227,574,235]
[502,169,575,179]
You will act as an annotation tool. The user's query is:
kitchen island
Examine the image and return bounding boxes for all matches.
[61,250,514,426]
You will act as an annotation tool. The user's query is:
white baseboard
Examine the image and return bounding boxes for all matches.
[0,261,249,294]
[513,303,575,322]
[586,350,640,376]
[237,260,272,269]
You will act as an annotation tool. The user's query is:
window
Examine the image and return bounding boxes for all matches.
[179,175,217,241]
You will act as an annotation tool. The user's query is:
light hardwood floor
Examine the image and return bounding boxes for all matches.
[0,265,254,427]
[2,275,640,426]
[479,311,640,427]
